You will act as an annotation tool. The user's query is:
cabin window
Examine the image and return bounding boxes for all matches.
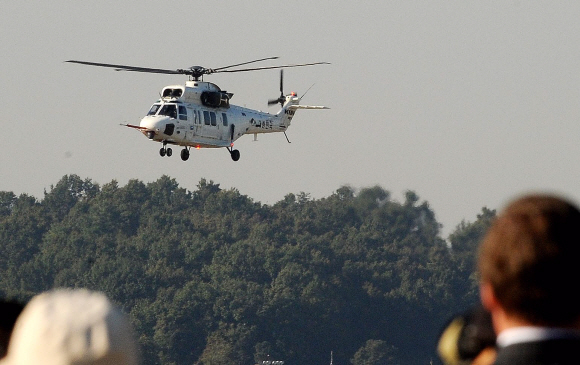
[178,105,187,121]
[159,104,177,119]
[222,113,228,126]
[147,104,161,116]
[203,111,210,125]
[210,112,217,126]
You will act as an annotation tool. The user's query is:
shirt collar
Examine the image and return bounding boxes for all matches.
[497,327,580,347]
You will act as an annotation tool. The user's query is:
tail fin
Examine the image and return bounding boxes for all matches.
[276,94,329,127]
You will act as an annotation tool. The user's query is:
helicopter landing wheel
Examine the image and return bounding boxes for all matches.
[159,147,166,157]
[230,149,240,162]
[181,149,190,161]
[166,148,172,157]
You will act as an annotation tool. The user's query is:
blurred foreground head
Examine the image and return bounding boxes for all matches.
[478,194,580,326]
[0,289,138,365]
[437,305,496,365]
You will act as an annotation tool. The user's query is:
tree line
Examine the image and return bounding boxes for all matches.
[0,175,495,365]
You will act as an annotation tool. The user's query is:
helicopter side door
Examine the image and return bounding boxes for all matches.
[186,107,200,139]
[175,105,189,141]
[201,110,221,139]
[220,112,230,141]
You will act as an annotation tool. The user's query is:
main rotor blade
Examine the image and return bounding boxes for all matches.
[212,57,279,71]
[66,60,182,75]
[67,59,330,79]
[215,62,330,74]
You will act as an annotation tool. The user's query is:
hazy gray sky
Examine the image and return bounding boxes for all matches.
[2,1,580,237]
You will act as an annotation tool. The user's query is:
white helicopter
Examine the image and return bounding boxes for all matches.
[66,57,329,161]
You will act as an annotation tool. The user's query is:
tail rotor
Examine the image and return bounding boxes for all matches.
[268,70,285,108]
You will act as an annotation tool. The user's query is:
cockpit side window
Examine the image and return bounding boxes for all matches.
[147,104,161,116]
[178,105,187,121]
[159,104,177,119]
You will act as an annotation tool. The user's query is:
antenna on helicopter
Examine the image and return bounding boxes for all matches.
[299,83,315,101]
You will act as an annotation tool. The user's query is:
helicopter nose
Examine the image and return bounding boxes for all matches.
[140,116,172,138]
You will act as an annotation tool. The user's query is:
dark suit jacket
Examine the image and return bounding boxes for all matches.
[494,338,580,365]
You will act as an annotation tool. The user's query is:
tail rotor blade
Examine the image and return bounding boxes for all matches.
[280,69,284,96]
[268,69,286,107]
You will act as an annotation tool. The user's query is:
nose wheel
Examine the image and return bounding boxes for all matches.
[159,142,172,157]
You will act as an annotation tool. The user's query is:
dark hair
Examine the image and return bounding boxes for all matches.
[0,299,25,358]
[478,194,580,325]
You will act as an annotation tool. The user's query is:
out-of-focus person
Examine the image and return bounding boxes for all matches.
[478,194,580,365]
[437,304,496,365]
[0,288,139,365]
[0,299,24,358]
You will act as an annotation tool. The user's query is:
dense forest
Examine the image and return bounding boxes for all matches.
[0,175,495,365]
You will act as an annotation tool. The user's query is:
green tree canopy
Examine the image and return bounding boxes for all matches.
[0,175,485,365]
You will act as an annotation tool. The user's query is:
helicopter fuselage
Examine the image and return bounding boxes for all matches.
[136,81,292,150]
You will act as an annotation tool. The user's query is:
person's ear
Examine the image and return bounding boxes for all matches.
[480,282,498,311]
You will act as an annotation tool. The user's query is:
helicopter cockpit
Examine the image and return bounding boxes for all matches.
[146,103,187,121]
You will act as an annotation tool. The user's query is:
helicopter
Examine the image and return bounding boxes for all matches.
[66,57,329,161]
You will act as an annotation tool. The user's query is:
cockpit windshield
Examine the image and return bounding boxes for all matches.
[147,104,178,119]
[159,104,177,119]
[147,104,161,116]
